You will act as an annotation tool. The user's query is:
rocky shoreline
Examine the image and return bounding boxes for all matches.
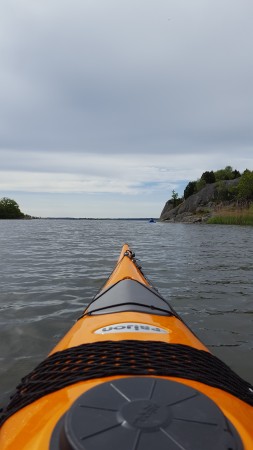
[160,179,240,223]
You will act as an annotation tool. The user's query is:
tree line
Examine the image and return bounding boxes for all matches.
[170,166,253,206]
[0,197,26,219]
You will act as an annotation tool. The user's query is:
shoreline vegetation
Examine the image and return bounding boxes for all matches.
[0,197,32,220]
[160,166,253,226]
[207,205,253,226]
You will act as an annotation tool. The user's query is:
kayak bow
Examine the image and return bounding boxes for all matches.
[0,244,253,450]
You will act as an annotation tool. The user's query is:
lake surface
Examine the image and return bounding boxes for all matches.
[0,219,253,406]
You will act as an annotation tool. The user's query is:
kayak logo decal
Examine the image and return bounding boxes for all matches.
[94,322,169,334]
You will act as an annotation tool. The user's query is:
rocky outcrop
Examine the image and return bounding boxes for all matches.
[160,179,240,223]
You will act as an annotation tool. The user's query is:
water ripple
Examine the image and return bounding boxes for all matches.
[0,219,253,405]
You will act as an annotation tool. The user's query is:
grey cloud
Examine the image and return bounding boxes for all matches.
[0,0,253,156]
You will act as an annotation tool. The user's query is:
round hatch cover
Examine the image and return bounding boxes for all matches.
[50,377,243,450]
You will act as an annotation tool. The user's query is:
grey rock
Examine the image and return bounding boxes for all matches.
[160,179,240,223]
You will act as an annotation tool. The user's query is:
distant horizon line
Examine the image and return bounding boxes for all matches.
[36,217,159,221]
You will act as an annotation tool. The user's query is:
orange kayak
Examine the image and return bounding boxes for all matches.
[0,244,253,449]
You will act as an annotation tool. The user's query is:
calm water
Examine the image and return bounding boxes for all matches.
[0,219,253,406]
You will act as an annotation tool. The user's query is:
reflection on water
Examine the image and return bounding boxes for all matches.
[0,219,253,405]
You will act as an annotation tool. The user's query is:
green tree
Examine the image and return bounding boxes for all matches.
[237,170,253,200]
[184,181,197,199]
[171,189,178,200]
[171,189,178,207]
[232,169,241,179]
[0,197,24,219]
[214,166,235,181]
[171,190,183,207]
[201,171,215,184]
[215,181,238,201]
[227,183,239,200]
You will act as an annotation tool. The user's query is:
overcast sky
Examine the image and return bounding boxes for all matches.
[1,0,252,217]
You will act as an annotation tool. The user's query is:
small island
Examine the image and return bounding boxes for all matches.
[0,197,30,219]
[160,166,253,226]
